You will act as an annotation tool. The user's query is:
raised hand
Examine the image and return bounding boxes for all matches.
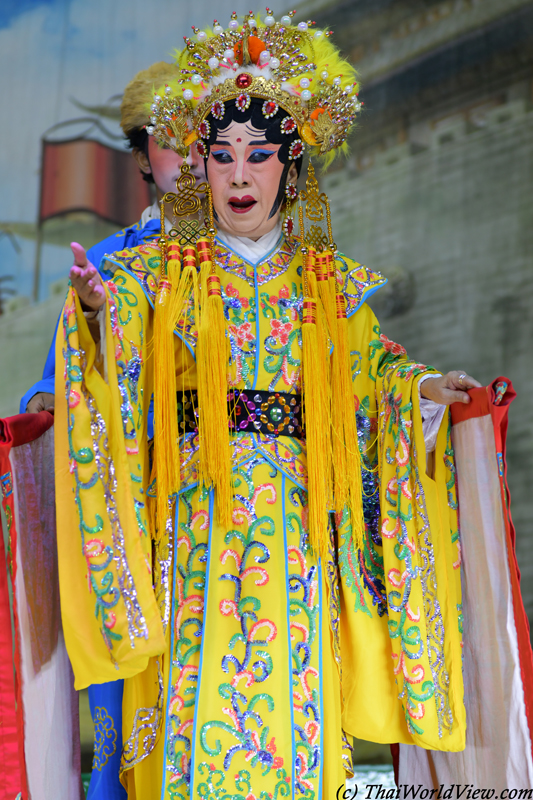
[26,392,55,413]
[69,242,105,311]
[420,370,482,405]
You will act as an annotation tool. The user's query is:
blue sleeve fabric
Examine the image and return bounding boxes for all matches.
[87,681,127,800]
[19,218,161,412]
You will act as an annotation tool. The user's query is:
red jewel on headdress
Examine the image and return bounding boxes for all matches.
[281,117,297,134]
[288,139,304,160]
[198,120,210,139]
[236,92,251,112]
[196,140,208,158]
[235,73,253,89]
[211,100,225,119]
[262,100,278,118]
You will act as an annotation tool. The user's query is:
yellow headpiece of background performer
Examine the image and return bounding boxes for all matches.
[147,10,365,556]
[121,60,181,136]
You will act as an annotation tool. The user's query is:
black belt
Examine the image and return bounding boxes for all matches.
[177,389,303,439]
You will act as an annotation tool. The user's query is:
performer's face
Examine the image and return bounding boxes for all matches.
[207,120,292,240]
[146,138,204,198]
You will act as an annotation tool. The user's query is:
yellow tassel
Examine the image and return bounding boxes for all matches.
[302,250,332,560]
[153,238,181,538]
[168,245,199,338]
[315,251,336,341]
[196,238,232,526]
[333,289,365,551]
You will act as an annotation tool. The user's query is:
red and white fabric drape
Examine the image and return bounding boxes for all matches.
[398,378,533,787]
[0,412,83,800]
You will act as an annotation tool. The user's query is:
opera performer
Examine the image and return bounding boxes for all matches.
[56,11,483,799]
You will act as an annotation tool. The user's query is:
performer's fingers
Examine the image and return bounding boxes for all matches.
[461,373,481,389]
[449,389,471,404]
[449,371,481,390]
[88,283,105,300]
[70,264,97,288]
[71,241,88,268]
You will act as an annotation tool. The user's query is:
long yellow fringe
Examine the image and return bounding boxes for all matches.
[153,239,181,538]
[302,250,332,561]
[196,238,233,526]
[332,289,364,550]
[309,249,365,553]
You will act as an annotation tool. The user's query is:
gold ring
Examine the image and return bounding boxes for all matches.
[458,373,466,385]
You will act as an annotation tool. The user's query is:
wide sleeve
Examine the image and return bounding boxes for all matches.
[54,272,166,689]
[338,302,465,752]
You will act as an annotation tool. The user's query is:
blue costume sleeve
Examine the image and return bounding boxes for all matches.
[19,218,161,411]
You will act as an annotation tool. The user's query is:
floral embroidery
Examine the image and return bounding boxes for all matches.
[229,322,254,349]
[379,334,406,357]
[201,474,280,772]
[224,284,257,389]
[163,488,210,790]
[269,319,293,347]
[287,537,322,793]
[261,284,302,392]
[196,763,291,799]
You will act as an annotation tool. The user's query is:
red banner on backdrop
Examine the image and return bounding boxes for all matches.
[39,138,152,227]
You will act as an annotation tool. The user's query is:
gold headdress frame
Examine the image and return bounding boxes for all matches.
[191,75,355,155]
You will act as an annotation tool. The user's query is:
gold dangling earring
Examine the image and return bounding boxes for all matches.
[283,182,298,238]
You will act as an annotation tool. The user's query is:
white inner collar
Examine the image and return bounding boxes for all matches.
[216,222,283,264]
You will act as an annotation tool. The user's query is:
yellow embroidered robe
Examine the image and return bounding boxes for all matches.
[55,236,465,799]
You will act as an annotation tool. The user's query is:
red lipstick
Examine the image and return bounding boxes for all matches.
[228,195,257,214]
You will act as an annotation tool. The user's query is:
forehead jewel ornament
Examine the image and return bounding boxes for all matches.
[151,8,362,157]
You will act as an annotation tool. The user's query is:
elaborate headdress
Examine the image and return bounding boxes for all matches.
[147,9,360,161]
[149,11,364,556]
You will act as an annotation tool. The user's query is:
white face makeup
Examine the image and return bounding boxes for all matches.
[206,120,289,240]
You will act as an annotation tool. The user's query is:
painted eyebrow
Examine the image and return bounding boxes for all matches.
[211,140,231,146]
[248,140,272,146]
